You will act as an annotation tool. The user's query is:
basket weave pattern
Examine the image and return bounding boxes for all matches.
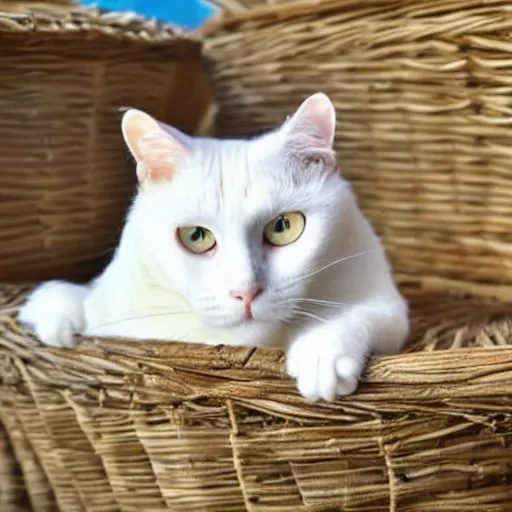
[0,7,211,283]
[2,2,512,511]
[205,0,512,294]
[210,0,290,12]
[1,284,512,511]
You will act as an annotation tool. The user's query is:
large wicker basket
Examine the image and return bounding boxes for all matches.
[1,286,512,511]
[204,0,512,299]
[2,1,512,511]
[0,6,211,283]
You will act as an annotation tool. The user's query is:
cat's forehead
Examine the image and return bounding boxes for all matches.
[194,137,283,183]
[175,140,285,210]
[164,136,335,227]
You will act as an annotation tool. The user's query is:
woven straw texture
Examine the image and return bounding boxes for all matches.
[0,283,511,511]
[2,1,512,510]
[204,0,512,295]
[210,1,290,13]
[0,0,76,10]
[0,6,211,283]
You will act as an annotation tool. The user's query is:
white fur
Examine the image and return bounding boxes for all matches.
[18,281,88,348]
[18,93,409,401]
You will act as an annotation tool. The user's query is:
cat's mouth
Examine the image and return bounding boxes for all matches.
[229,312,256,327]
[197,297,275,329]
[199,309,256,329]
[244,307,255,322]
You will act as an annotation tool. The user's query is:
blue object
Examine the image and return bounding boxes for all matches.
[80,0,219,30]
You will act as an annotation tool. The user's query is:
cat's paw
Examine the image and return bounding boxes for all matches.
[287,327,366,401]
[18,281,87,348]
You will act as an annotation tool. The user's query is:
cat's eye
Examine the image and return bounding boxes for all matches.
[264,212,305,246]
[178,226,216,254]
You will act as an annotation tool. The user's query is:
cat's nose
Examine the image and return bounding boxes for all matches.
[230,287,263,318]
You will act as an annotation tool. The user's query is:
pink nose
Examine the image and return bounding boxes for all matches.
[230,287,263,319]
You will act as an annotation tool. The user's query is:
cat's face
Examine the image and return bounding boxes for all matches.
[123,94,349,331]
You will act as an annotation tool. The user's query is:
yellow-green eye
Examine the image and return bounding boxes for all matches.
[178,226,216,254]
[264,212,305,246]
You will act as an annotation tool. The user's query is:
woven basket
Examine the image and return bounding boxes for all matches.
[0,6,211,283]
[1,284,512,511]
[211,0,290,12]
[204,0,512,298]
[2,1,512,511]
[0,0,76,9]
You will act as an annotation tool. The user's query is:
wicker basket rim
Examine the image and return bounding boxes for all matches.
[0,5,200,44]
[8,325,512,403]
[2,284,511,402]
[203,0,365,35]
[203,0,496,36]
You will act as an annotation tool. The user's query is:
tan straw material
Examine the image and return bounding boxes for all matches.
[204,0,512,292]
[2,1,512,510]
[209,0,291,12]
[0,283,512,511]
[0,0,76,11]
[0,6,212,283]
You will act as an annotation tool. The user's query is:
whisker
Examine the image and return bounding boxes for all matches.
[282,298,348,308]
[170,325,207,343]
[290,307,327,324]
[280,248,379,290]
[88,309,193,334]
[277,309,298,325]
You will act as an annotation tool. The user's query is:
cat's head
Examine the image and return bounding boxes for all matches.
[122,93,350,332]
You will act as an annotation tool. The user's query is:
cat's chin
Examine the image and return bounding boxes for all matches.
[197,306,267,328]
[201,316,258,330]
[198,311,282,337]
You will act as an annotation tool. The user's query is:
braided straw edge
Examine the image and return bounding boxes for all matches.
[0,5,201,44]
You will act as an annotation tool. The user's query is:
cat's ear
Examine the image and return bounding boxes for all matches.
[121,109,189,183]
[281,93,336,167]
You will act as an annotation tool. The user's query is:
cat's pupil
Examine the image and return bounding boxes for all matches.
[275,216,290,233]
[190,228,204,242]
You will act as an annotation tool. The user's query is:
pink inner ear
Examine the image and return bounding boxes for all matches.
[122,109,188,182]
[303,93,336,147]
[138,133,187,181]
[286,93,336,149]
[281,94,337,168]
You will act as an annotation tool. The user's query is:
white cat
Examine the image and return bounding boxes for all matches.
[18,93,408,401]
